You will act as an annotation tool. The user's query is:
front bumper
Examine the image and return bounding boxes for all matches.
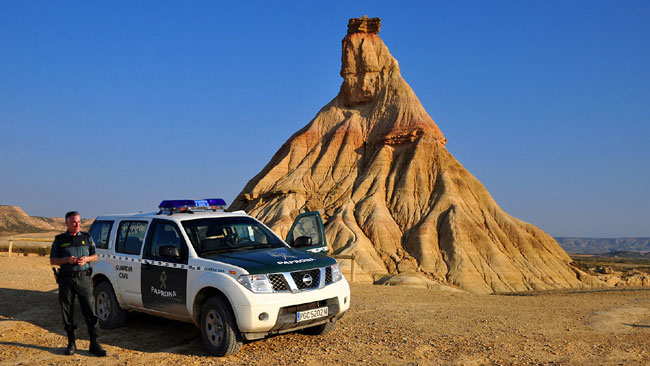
[272,297,339,332]
[231,277,350,335]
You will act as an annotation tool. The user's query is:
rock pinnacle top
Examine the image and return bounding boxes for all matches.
[347,15,381,34]
[339,16,446,144]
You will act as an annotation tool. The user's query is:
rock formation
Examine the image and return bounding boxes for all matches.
[599,271,650,287]
[229,16,602,293]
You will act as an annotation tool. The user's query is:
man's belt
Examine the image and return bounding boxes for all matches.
[58,268,92,278]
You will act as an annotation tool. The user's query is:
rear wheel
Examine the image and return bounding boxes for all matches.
[200,297,242,356]
[302,318,337,335]
[94,281,127,329]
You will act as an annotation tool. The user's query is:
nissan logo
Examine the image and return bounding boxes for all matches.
[302,273,313,286]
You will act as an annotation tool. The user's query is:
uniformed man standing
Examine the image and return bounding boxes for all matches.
[50,211,107,357]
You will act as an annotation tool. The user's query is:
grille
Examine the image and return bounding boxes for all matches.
[268,273,288,291]
[279,299,328,315]
[290,268,320,290]
[325,266,332,284]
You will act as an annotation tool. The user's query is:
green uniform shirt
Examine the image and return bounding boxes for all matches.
[50,231,96,272]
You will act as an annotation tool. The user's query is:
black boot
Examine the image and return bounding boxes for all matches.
[65,331,76,355]
[88,328,107,357]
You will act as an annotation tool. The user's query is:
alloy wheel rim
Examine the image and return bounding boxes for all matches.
[96,291,110,320]
[205,309,225,347]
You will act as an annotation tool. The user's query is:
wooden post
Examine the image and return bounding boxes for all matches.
[332,254,357,282]
[350,254,356,282]
[8,237,13,258]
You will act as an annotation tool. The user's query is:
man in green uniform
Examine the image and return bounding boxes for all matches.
[50,211,107,357]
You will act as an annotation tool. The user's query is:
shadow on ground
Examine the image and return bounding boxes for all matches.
[0,340,61,356]
[0,287,206,356]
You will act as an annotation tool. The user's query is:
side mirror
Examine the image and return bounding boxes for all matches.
[293,236,312,248]
[159,245,180,258]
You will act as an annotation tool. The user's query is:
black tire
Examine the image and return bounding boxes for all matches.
[200,297,242,356]
[94,281,127,329]
[302,318,337,335]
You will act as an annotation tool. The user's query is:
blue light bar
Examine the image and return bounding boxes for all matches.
[158,198,227,213]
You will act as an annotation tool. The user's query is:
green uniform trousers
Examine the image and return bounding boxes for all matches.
[57,272,98,333]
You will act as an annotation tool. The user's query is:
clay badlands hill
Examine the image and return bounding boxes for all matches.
[0,205,92,237]
[0,205,67,236]
[230,17,602,293]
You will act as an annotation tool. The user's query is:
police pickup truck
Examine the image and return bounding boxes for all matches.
[88,199,350,356]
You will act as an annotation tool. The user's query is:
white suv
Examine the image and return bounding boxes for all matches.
[88,199,350,356]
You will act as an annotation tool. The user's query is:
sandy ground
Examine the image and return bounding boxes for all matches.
[1,255,649,365]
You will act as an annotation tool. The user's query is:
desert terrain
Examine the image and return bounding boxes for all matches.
[1,254,649,365]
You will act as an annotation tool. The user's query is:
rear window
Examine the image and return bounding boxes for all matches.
[89,220,113,249]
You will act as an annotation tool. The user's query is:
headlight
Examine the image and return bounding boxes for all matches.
[331,263,343,282]
[237,274,274,293]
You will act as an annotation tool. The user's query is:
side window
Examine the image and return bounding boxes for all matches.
[89,220,113,249]
[149,222,182,258]
[287,215,322,247]
[116,221,148,255]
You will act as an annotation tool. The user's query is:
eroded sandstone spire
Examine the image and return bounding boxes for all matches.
[347,15,381,34]
[229,17,602,293]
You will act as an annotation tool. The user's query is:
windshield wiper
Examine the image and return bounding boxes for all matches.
[199,248,239,256]
[246,243,275,249]
[199,243,281,256]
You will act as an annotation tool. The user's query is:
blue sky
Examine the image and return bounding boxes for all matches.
[1,1,649,237]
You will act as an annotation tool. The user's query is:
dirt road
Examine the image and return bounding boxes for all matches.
[1,255,649,365]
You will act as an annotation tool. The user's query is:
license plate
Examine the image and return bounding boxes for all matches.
[296,306,328,322]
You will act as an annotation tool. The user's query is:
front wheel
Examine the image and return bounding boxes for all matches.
[93,281,127,329]
[200,297,242,356]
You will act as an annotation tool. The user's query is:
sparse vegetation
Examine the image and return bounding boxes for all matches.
[570,254,650,274]
[0,245,50,256]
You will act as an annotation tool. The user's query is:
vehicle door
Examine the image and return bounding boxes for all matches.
[141,219,189,316]
[113,220,149,307]
[286,211,328,253]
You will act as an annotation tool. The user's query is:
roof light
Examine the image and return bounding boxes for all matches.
[158,198,227,215]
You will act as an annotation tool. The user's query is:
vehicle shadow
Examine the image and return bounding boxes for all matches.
[0,287,207,356]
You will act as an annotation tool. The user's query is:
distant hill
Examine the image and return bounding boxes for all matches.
[0,205,93,236]
[556,237,650,255]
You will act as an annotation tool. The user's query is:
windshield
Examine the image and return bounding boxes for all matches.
[182,217,285,257]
